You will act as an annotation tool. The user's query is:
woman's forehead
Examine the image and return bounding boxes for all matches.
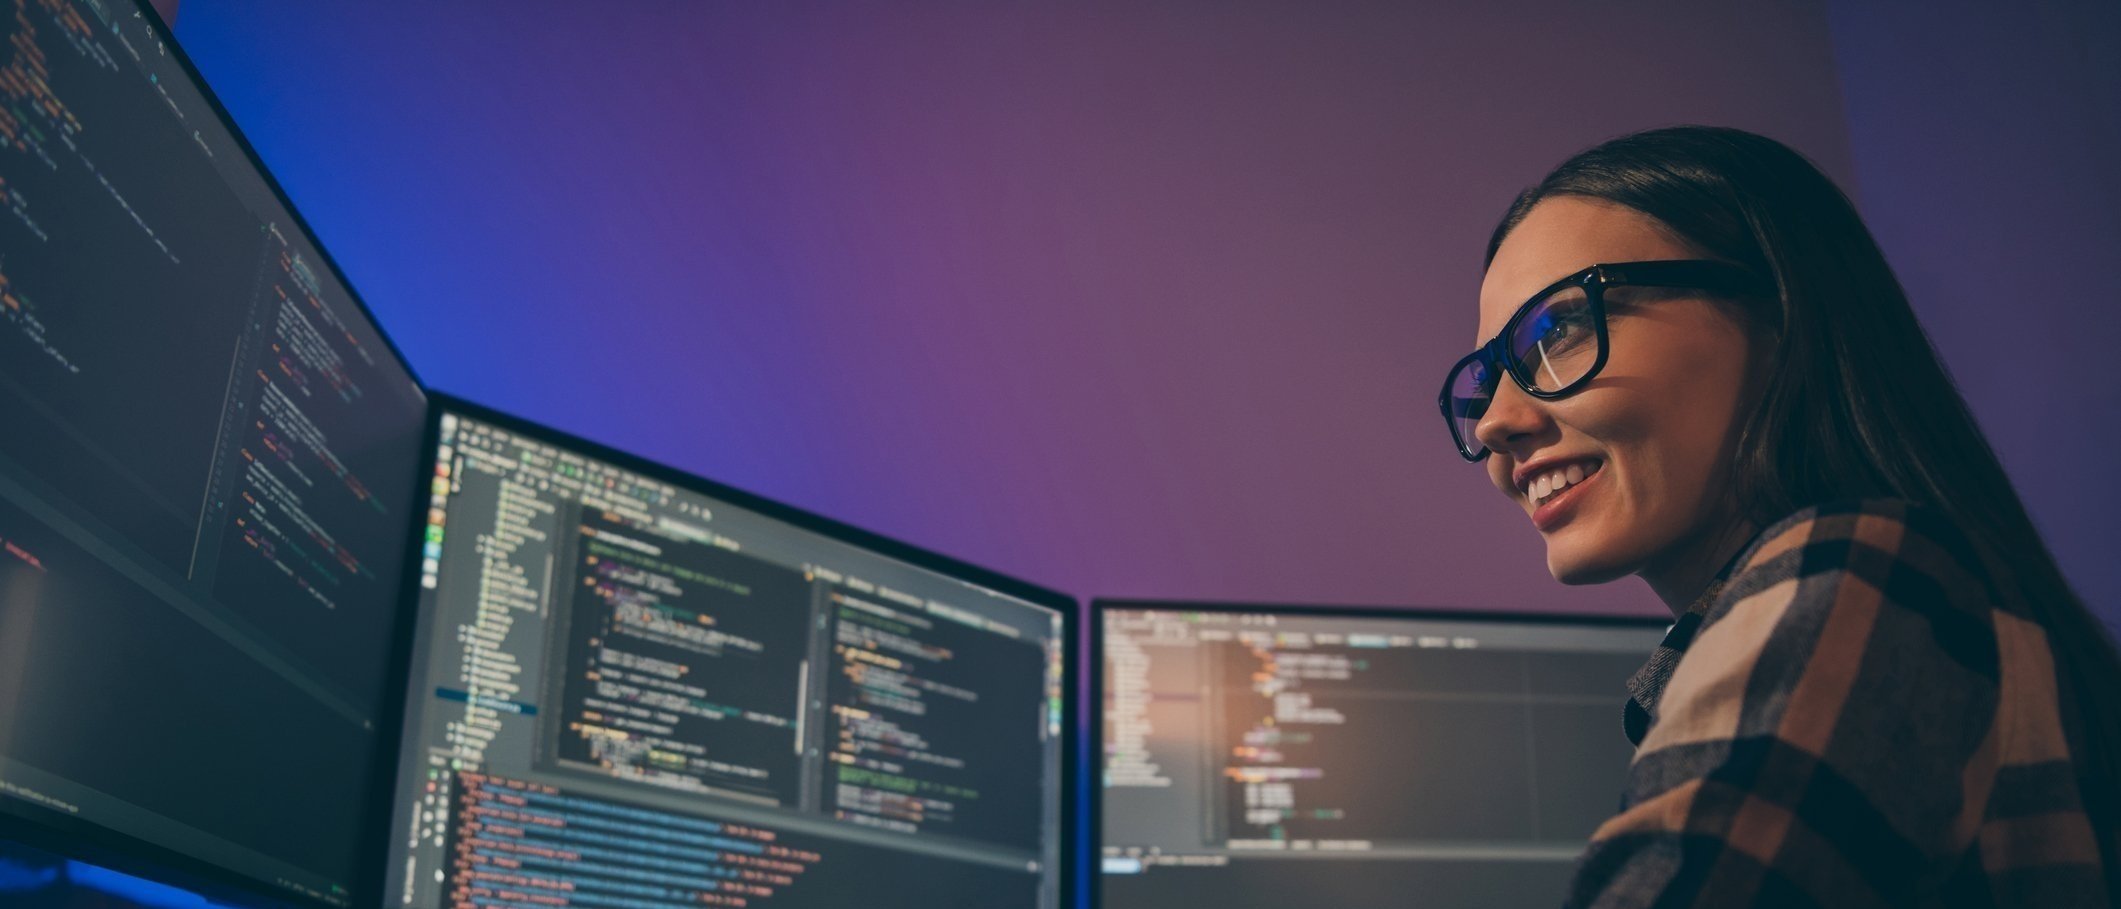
[1476,198,1694,339]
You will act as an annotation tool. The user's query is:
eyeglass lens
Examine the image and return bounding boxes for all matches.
[1510,285,1598,393]
[1447,355,1495,458]
[1443,283,1603,459]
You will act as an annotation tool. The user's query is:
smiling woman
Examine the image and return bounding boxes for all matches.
[1457,237,1771,605]
[1447,126,2121,907]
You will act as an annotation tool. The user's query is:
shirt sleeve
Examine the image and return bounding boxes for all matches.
[1564,501,2006,908]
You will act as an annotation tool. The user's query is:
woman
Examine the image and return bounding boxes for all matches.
[1441,126,2119,906]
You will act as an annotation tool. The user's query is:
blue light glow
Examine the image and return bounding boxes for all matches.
[66,860,213,908]
[0,856,61,892]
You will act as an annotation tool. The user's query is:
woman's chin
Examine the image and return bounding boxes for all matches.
[1545,546,1636,586]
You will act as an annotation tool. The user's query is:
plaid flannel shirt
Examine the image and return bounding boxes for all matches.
[1566,499,2114,907]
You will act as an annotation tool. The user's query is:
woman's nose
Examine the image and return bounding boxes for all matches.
[1473,377,1554,459]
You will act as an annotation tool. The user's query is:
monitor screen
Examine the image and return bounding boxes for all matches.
[1095,601,1667,907]
[384,398,1073,909]
[0,1,429,905]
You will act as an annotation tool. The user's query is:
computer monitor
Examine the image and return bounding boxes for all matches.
[0,1,429,906]
[1094,600,1668,907]
[383,396,1075,909]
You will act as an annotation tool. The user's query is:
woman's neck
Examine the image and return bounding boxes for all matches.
[1640,512,1758,617]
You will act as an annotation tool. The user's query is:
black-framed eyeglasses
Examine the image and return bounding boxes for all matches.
[1439,259,1770,461]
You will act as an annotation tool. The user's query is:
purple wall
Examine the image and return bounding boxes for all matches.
[171,0,1854,621]
[1829,0,2121,633]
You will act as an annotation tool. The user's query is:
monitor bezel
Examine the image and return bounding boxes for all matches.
[0,2,432,907]
[1084,597,1670,908]
[377,391,1082,909]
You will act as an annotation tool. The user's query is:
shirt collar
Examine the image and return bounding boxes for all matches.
[1620,549,1743,746]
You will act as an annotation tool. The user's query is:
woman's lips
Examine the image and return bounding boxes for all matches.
[1531,465,1600,532]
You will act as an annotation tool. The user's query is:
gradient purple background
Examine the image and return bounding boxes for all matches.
[165,0,1862,620]
[1826,0,2120,635]
[164,0,2118,630]
[20,1,2121,907]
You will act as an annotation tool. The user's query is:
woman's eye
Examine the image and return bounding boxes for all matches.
[1538,312,1591,346]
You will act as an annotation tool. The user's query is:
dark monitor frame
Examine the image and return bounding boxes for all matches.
[380,392,1083,909]
[1084,598,1670,909]
[0,2,433,908]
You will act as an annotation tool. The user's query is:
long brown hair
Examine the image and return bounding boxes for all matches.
[1487,125,2119,887]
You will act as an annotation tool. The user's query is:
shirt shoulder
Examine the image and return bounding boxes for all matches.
[1622,499,2002,745]
[1580,499,2111,906]
[1701,498,2005,674]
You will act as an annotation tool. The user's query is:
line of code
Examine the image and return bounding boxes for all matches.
[1220,636,1349,844]
[823,581,1045,849]
[557,511,810,804]
[445,771,820,909]
[218,229,389,611]
[0,0,177,263]
[0,256,75,372]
